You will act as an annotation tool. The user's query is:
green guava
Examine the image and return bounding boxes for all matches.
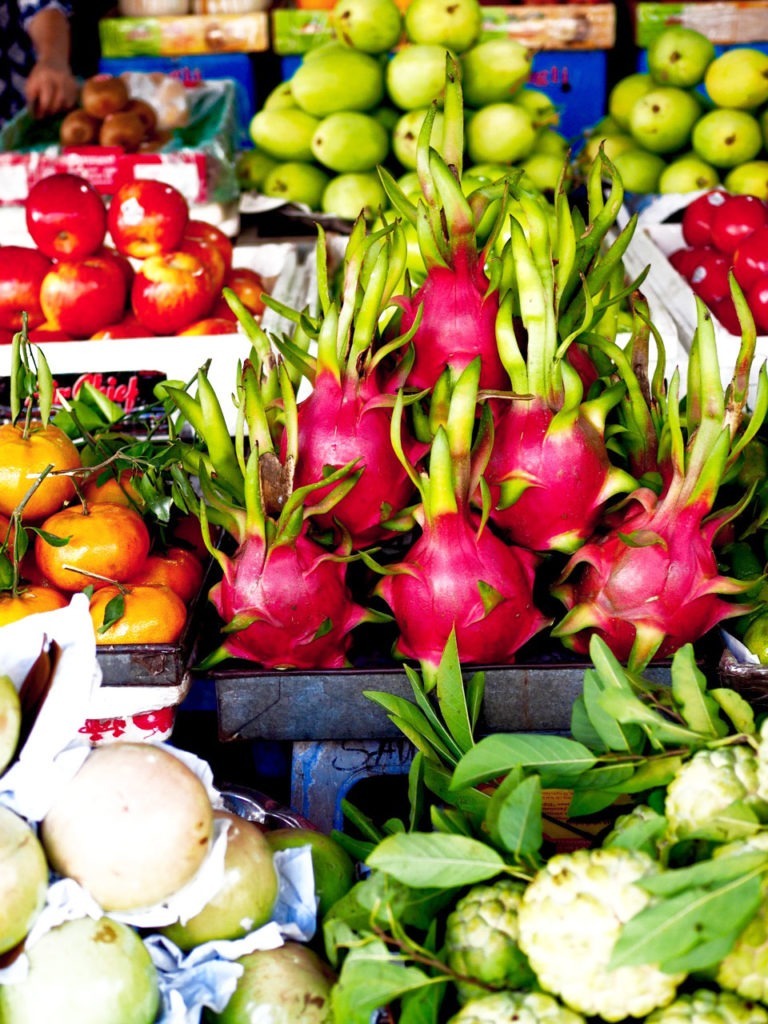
[0,673,21,776]
[512,87,559,130]
[291,47,385,116]
[628,85,701,153]
[612,147,667,193]
[0,806,47,955]
[263,161,330,209]
[608,72,654,130]
[692,108,763,168]
[321,171,388,220]
[386,43,450,110]
[404,0,481,53]
[266,827,356,920]
[465,102,536,165]
[311,110,389,172]
[647,26,715,88]
[705,47,768,109]
[392,107,444,169]
[725,160,768,199]
[329,0,402,53]
[658,152,719,193]
[460,38,532,107]
[249,108,320,161]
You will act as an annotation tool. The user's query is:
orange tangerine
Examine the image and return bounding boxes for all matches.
[0,584,68,626]
[35,501,151,592]
[127,546,205,605]
[89,583,187,645]
[81,468,145,510]
[0,421,81,521]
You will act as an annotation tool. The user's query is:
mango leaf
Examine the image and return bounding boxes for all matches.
[573,763,637,791]
[585,640,646,752]
[609,754,684,794]
[570,694,607,751]
[451,734,596,791]
[595,688,706,750]
[609,873,763,971]
[366,832,505,888]
[435,629,474,754]
[486,769,542,858]
[567,787,626,818]
[423,760,490,827]
[430,805,474,837]
[670,645,729,738]
[681,799,762,842]
[399,978,446,1024]
[466,670,484,733]
[638,850,768,896]
[710,687,756,735]
[331,940,441,1024]
[364,691,454,764]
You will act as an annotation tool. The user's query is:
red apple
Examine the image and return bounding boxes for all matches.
[223,266,267,318]
[733,226,768,292]
[180,235,227,297]
[96,245,135,293]
[179,317,240,336]
[25,173,107,260]
[184,220,233,273]
[40,255,128,338]
[107,179,189,259]
[0,328,15,345]
[209,296,238,322]
[91,314,155,340]
[0,245,52,331]
[27,323,74,342]
[131,250,216,334]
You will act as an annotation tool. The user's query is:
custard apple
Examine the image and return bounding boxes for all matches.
[448,990,586,1024]
[644,987,768,1024]
[664,744,767,842]
[516,846,685,1020]
[445,878,535,1004]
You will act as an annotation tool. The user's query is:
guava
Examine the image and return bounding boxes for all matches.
[329,0,402,53]
[40,742,215,912]
[647,26,715,87]
[262,80,297,110]
[262,161,330,209]
[372,103,400,133]
[612,147,667,193]
[725,160,768,199]
[628,85,701,153]
[0,806,47,955]
[248,107,320,161]
[236,148,279,191]
[392,107,444,169]
[658,152,720,193]
[519,152,570,193]
[160,811,279,951]
[0,673,21,775]
[579,130,636,167]
[608,72,655,130]
[290,47,385,115]
[209,942,336,1024]
[0,916,159,1024]
[466,102,536,165]
[403,0,481,53]
[692,108,763,168]
[396,169,422,196]
[321,171,388,220]
[463,161,512,184]
[460,38,532,107]
[311,110,389,172]
[266,827,356,920]
[386,43,451,109]
[705,47,768,109]
[512,87,559,130]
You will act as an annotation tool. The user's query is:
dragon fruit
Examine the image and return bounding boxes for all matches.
[552,289,768,669]
[482,164,639,554]
[375,358,549,676]
[275,218,422,547]
[165,342,378,670]
[379,55,509,393]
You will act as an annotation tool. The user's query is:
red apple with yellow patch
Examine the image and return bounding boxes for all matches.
[131,250,216,334]
[179,317,240,336]
[25,173,107,261]
[40,255,128,338]
[0,245,51,331]
[91,314,155,340]
[224,266,267,318]
[107,179,189,259]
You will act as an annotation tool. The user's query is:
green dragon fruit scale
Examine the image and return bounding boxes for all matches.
[516,847,685,1020]
[444,879,536,1005]
[447,990,587,1024]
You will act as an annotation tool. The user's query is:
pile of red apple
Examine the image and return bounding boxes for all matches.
[669,189,768,336]
[0,172,268,344]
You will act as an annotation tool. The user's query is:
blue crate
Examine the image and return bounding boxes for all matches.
[99,52,260,144]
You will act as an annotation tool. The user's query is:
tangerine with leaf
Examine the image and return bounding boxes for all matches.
[35,501,151,593]
[0,584,68,626]
[127,545,205,605]
[89,583,187,645]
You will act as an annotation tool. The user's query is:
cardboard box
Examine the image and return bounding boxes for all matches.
[98,11,270,57]
[0,81,239,207]
[0,242,313,434]
[635,1,768,47]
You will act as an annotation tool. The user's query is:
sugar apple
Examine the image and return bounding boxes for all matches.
[664,744,767,843]
[644,987,768,1024]
[447,990,586,1024]
[601,803,666,858]
[516,846,685,1020]
[444,878,535,1004]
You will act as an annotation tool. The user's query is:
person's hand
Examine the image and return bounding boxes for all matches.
[25,60,79,119]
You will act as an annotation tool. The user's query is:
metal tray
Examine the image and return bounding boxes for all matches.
[213,659,675,743]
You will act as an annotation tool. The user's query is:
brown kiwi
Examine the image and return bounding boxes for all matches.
[81,75,130,120]
[123,97,159,137]
[99,110,146,152]
[59,108,101,147]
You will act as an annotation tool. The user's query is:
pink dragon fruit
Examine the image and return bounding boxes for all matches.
[165,347,378,670]
[553,290,766,669]
[482,170,638,553]
[379,56,508,393]
[376,358,549,676]
[278,220,423,547]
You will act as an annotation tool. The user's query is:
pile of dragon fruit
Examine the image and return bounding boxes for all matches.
[169,60,768,678]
